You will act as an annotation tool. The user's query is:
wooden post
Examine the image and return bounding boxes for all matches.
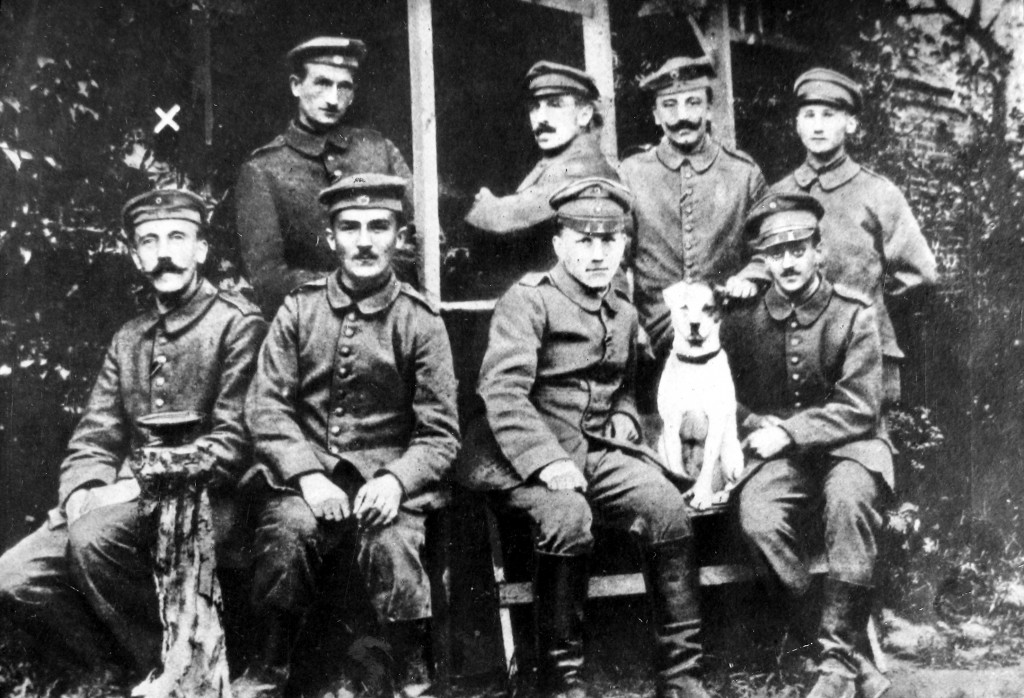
[582,0,618,162]
[704,0,736,148]
[407,0,442,299]
[130,444,231,698]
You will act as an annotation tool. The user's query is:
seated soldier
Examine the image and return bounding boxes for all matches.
[463,177,710,698]
[723,192,893,698]
[238,174,459,698]
[0,190,267,674]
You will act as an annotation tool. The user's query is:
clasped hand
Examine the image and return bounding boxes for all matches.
[299,471,403,528]
[742,425,793,459]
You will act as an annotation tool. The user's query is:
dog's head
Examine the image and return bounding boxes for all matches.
[662,280,724,359]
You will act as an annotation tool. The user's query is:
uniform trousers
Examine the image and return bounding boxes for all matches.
[0,501,161,671]
[250,491,431,624]
[491,448,693,556]
[737,457,885,596]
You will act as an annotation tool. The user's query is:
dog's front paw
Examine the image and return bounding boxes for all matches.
[685,485,717,511]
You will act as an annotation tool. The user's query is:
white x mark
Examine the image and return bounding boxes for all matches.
[154,105,181,134]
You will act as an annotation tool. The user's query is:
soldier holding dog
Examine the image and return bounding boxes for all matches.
[620,56,767,358]
[724,192,893,698]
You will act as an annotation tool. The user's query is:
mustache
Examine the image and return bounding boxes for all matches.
[533,123,557,137]
[666,119,704,133]
[147,258,186,276]
[352,252,379,261]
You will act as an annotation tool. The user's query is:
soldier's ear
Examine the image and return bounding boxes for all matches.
[575,101,595,129]
[396,224,410,249]
[845,114,859,136]
[289,74,303,97]
[130,246,143,273]
[196,237,209,266]
[325,227,337,252]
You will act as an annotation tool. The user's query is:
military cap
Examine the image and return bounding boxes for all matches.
[549,177,633,234]
[122,189,206,233]
[744,191,825,251]
[318,173,407,217]
[287,35,367,72]
[639,56,716,96]
[794,67,862,112]
[523,61,599,101]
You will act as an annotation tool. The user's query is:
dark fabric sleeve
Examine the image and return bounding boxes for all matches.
[194,312,268,481]
[478,287,572,479]
[379,312,460,498]
[58,338,128,507]
[236,161,322,316]
[245,297,326,482]
[780,305,883,450]
[734,167,770,283]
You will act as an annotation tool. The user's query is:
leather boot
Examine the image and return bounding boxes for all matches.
[231,611,303,698]
[643,537,710,698]
[385,619,434,698]
[807,579,888,698]
[534,551,589,698]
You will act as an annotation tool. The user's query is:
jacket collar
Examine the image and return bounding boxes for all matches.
[548,263,627,314]
[656,133,719,173]
[765,276,832,325]
[793,154,861,191]
[283,120,352,157]
[518,132,603,191]
[327,270,400,315]
[142,278,219,336]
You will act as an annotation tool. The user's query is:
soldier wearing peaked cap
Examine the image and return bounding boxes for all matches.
[722,191,894,698]
[620,56,768,360]
[464,60,620,296]
[462,177,712,698]
[237,173,458,698]
[772,66,937,405]
[236,35,416,319]
[0,188,266,674]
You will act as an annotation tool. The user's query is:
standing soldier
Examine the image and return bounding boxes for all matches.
[620,56,767,359]
[464,61,619,294]
[724,192,893,698]
[0,190,266,675]
[236,36,414,317]
[237,174,459,698]
[465,178,711,698]
[772,67,938,404]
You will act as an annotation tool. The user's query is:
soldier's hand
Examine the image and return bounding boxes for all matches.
[66,480,141,525]
[537,460,587,492]
[743,426,793,459]
[605,413,641,444]
[353,474,404,529]
[65,489,92,525]
[724,275,759,299]
[299,472,351,521]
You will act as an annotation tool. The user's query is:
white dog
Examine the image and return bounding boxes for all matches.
[657,281,745,510]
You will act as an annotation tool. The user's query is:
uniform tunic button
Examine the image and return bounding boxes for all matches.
[339,346,352,356]
[330,445,340,455]
[155,377,166,386]
[334,407,345,416]
[685,260,695,268]
[331,425,341,435]
[685,241,694,250]
[685,207,693,214]
[155,355,167,364]
[790,321,798,329]
[685,172,693,179]
[333,170,342,178]
[344,328,355,337]
[791,338,800,346]
[790,356,799,364]
[792,373,800,381]
[685,225,694,232]
[155,398,165,407]
[795,401,803,408]
[339,367,350,377]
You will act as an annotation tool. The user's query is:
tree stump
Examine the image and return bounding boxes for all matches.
[129,443,232,698]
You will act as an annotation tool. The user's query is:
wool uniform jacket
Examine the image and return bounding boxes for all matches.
[461,263,661,491]
[772,156,938,360]
[619,135,768,358]
[236,121,413,317]
[722,278,894,489]
[56,280,267,512]
[244,272,459,512]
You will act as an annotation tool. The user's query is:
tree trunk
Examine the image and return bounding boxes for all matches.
[130,445,232,698]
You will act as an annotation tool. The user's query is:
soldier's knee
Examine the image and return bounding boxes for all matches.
[738,494,785,545]
[254,495,320,556]
[0,550,28,604]
[534,493,593,555]
[825,463,882,527]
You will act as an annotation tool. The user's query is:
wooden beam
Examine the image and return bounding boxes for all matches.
[582,0,618,162]
[517,0,594,17]
[704,0,736,147]
[408,0,442,298]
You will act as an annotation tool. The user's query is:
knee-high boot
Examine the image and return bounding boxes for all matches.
[534,551,589,698]
[643,537,710,698]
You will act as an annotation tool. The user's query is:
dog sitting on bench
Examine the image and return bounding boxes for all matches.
[657,280,745,510]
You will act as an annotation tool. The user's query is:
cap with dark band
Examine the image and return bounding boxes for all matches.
[319,173,407,217]
[523,61,599,101]
[549,177,633,235]
[122,189,206,233]
[287,36,368,72]
[793,67,862,113]
[744,191,825,252]
[639,56,716,96]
